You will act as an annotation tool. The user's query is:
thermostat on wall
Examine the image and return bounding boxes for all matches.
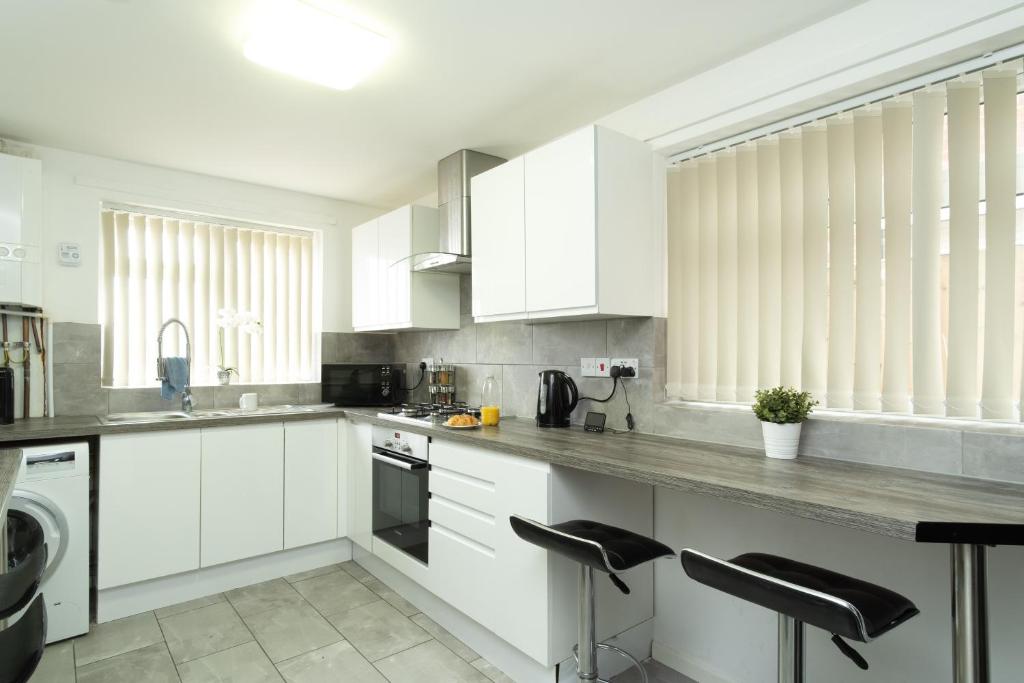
[58,242,81,266]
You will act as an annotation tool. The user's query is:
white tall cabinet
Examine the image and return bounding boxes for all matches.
[471,124,663,323]
[345,420,374,551]
[351,205,460,331]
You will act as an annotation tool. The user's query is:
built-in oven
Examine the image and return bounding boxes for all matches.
[371,426,429,564]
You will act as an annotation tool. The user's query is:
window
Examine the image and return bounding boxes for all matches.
[100,207,318,387]
[667,61,1024,422]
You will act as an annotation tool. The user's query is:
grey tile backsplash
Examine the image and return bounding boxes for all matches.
[49,275,1024,484]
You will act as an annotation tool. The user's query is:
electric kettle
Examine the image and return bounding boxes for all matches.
[536,369,578,428]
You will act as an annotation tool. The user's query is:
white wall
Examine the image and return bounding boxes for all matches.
[8,141,380,331]
[653,489,1024,683]
[601,0,1024,156]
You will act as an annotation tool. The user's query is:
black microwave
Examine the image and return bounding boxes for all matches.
[321,364,404,406]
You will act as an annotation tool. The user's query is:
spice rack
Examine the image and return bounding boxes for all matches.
[427,361,456,405]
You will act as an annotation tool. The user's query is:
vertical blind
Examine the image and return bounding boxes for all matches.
[101,209,316,387]
[667,62,1024,422]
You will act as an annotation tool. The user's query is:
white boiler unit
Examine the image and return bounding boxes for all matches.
[0,151,42,307]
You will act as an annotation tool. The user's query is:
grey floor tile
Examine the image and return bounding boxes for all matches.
[374,640,490,682]
[284,563,343,584]
[243,602,342,663]
[160,601,253,664]
[76,642,180,683]
[411,613,478,662]
[292,569,379,618]
[225,578,305,617]
[178,641,283,683]
[470,657,514,683]
[156,593,227,620]
[33,640,76,683]
[610,659,696,683]
[340,560,374,583]
[74,611,165,667]
[276,640,387,683]
[364,577,419,616]
[326,600,431,662]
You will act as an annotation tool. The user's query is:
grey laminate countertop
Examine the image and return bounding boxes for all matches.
[0,448,21,515]
[343,409,1024,543]
[0,408,348,443]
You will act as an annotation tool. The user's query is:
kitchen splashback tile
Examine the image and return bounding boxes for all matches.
[52,322,101,365]
[214,383,302,409]
[327,333,396,364]
[532,320,607,366]
[606,318,658,367]
[455,364,502,407]
[54,363,108,416]
[475,321,532,365]
[501,365,553,418]
[963,431,1024,483]
[108,386,214,413]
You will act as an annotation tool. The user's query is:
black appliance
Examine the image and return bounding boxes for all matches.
[321,364,405,406]
[0,367,13,425]
[536,369,578,428]
[371,426,429,564]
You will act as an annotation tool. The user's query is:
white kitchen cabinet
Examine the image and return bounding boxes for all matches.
[98,431,202,589]
[201,423,284,566]
[424,438,654,666]
[470,156,527,319]
[284,421,338,550]
[345,420,374,551]
[471,125,662,323]
[351,219,379,330]
[337,418,348,539]
[351,205,460,331]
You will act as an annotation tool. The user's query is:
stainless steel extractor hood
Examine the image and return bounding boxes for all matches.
[413,149,506,273]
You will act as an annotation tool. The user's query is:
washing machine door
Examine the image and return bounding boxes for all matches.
[8,489,69,583]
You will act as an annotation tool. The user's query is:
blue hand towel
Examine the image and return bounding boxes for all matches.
[161,357,189,400]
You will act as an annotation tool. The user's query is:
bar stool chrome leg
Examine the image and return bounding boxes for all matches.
[777,615,805,683]
[951,544,989,683]
[577,565,597,681]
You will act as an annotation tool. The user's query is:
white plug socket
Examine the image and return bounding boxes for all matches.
[611,358,639,378]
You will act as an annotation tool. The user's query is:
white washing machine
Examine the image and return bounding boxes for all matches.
[9,442,90,642]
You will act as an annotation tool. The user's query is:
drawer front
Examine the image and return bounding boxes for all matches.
[429,465,496,516]
[429,495,496,549]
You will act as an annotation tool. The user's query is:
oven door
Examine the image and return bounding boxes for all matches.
[371,446,429,564]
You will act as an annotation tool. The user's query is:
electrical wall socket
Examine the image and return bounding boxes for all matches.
[421,357,434,368]
[611,358,639,378]
[580,358,611,377]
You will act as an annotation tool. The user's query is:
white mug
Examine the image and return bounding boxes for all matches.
[239,393,258,411]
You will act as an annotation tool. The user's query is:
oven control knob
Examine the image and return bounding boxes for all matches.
[384,440,394,448]
[400,444,412,454]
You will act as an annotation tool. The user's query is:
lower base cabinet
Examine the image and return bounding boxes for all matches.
[425,438,654,666]
[201,423,285,567]
[345,420,373,551]
[284,421,338,549]
[98,430,202,589]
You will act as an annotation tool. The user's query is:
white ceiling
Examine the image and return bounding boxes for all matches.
[1,0,863,208]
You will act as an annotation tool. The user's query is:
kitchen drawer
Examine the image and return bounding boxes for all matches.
[429,495,496,548]
[429,465,495,515]
[428,524,494,628]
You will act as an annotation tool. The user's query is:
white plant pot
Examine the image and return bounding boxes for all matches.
[761,421,802,460]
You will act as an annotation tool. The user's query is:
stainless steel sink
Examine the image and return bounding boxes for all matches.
[101,411,194,424]
[101,403,337,425]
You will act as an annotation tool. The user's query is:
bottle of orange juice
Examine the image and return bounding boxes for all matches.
[480,375,500,426]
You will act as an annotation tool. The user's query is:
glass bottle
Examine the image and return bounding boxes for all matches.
[480,375,500,426]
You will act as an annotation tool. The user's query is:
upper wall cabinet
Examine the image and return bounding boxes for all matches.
[471,125,661,323]
[351,205,460,332]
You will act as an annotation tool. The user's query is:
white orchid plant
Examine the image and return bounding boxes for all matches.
[216,308,263,377]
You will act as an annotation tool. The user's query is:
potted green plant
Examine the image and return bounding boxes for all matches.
[752,386,817,459]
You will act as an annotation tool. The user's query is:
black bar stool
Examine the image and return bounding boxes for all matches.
[511,516,674,682]
[0,509,48,683]
[680,549,919,683]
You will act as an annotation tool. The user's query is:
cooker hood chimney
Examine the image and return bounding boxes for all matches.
[413,149,506,273]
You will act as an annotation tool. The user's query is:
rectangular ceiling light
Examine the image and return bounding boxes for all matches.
[244,0,391,91]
